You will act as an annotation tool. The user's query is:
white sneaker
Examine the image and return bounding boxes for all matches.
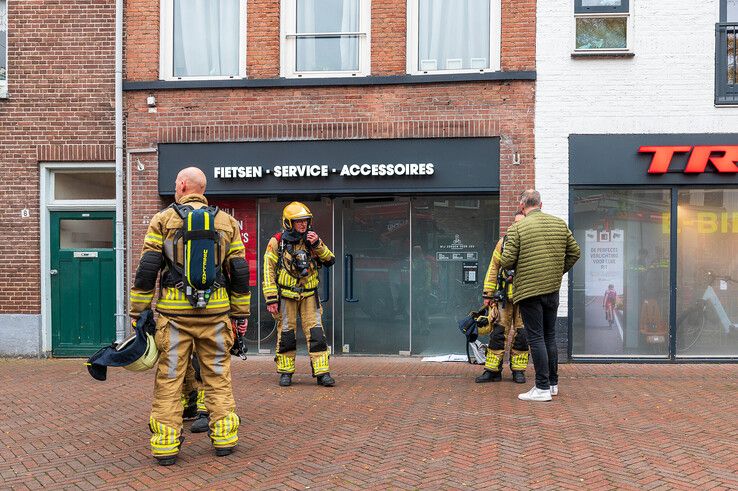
[518,386,552,402]
[550,385,558,396]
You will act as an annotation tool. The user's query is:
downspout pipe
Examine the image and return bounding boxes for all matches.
[114,0,125,342]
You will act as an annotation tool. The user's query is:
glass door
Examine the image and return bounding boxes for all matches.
[339,198,411,354]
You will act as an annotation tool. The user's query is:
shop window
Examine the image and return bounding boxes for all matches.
[281,0,371,78]
[676,189,738,357]
[571,189,670,357]
[407,0,500,74]
[160,0,246,80]
[411,196,499,355]
[574,0,631,53]
[0,0,7,98]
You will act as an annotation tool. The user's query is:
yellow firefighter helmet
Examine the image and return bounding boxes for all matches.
[282,201,313,230]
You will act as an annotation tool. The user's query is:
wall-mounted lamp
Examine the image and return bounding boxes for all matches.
[146,94,157,108]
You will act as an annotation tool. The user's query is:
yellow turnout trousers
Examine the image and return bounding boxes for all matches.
[149,313,240,457]
[181,354,206,414]
[484,303,529,372]
[273,296,330,376]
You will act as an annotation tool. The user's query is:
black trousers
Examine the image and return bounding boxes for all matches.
[518,292,559,390]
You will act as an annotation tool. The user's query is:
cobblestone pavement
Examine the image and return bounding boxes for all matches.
[1,356,736,490]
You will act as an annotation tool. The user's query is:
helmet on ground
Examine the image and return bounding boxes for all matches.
[282,201,312,230]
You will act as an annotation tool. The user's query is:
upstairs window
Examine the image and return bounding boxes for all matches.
[407,0,501,74]
[1,0,7,98]
[160,0,246,80]
[281,0,371,78]
[574,0,631,53]
[716,0,738,104]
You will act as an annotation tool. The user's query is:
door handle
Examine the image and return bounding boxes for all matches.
[50,269,58,276]
[320,266,330,304]
[344,254,358,303]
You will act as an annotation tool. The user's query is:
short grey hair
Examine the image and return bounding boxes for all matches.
[520,189,541,208]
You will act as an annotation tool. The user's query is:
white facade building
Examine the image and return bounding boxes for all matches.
[536,0,738,360]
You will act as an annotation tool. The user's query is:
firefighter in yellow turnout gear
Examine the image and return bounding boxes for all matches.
[129,167,251,465]
[477,212,529,384]
[263,202,336,387]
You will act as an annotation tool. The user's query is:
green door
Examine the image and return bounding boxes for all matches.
[50,211,116,357]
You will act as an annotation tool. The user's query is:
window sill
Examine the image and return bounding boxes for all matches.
[571,51,635,59]
[124,71,536,91]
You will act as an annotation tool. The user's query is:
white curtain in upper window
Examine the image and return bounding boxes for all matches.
[296,0,360,72]
[173,0,240,77]
[418,0,490,71]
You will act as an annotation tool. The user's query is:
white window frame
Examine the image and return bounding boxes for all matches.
[573,2,633,54]
[406,0,501,75]
[39,162,116,354]
[280,0,371,78]
[159,0,247,81]
[0,0,8,98]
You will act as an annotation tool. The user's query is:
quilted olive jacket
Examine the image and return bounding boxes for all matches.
[499,209,581,304]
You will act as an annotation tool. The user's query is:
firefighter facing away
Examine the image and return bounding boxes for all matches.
[129,166,250,465]
[477,212,529,384]
[263,202,336,387]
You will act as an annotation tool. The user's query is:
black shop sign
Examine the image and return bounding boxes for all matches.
[158,138,500,196]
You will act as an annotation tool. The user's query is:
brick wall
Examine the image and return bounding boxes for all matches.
[125,0,537,253]
[0,0,115,315]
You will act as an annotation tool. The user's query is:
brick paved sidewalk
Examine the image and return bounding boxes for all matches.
[1,356,736,490]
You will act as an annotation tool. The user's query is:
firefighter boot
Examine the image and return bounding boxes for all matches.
[279,373,293,387]
[181,390,198,420]
[316,373,335,387]
[191,412,209,433]
[155,436,184,466]
[512,371,526,384]
[216,447,235,457]
[475,369,502,383]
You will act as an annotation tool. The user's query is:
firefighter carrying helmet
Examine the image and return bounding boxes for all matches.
[282,202,313,230]
[85,309,160,381]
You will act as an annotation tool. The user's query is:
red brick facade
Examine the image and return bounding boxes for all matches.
[0,0,116,314]
[125,0,536,256]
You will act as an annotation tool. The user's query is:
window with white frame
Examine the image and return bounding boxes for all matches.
[160,0,246,80]
[281,0,371,78]
[574,0,631,52]
[407,0,501,74]
[0,0,7,98]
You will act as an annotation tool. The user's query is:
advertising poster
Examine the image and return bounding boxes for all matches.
[585,229,624,296]
[211,199,258,287]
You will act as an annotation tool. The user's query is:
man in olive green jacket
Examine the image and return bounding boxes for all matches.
[500,190,580,402]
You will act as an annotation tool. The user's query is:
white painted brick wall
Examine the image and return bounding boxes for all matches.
[536,0,738,314]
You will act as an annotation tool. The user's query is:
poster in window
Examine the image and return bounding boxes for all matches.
[585,229,624,296]
[211,199,257,287]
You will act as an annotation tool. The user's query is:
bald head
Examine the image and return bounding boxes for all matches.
[175,166,207,202]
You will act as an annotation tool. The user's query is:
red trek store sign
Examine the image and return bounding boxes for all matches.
[639,145,738,174]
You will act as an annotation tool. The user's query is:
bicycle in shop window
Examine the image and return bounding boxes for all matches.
[676,271,738,353]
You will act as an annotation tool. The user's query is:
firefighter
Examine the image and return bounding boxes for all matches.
[477,212,529,384]
[263,202,336,387]
[129,167,251,465]
[181,354,210,433]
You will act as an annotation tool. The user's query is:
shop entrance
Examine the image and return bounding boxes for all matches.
[338,198,411,354]
[254,196,500,357]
